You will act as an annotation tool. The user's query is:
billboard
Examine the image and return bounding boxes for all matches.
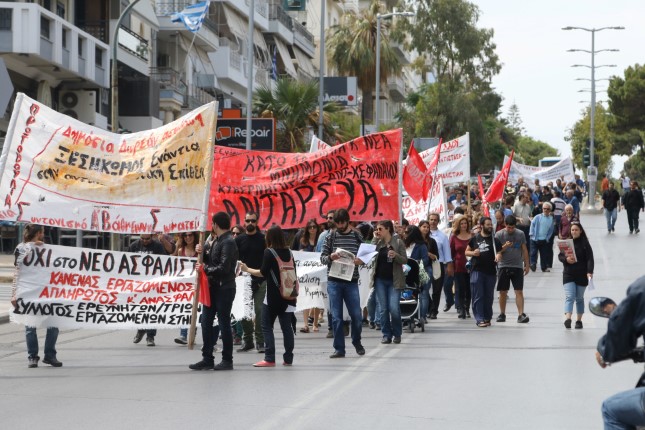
[215,118,275,151]
[323,77,358,107]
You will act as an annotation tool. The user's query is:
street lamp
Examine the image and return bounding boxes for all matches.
[375,9,415,131]
[563,25,624,208]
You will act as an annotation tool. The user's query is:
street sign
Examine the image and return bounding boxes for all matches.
[215,118,275,151]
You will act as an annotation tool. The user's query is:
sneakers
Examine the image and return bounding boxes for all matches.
[530,264,536,272]
[256,343,265,353]
[575,320,583,329]
[28,356,40,368]
[326,330,334,339]
[354,343,366,355]
[517,313,530,323]
[329,351,345,358]
[237,342,255,352]
[43,357,63,367]
[189,360,214,370]
[253,360,276,367]
[564,318,572,329]
[637,229,641,234]
[381,336,392,344]
[369,322,376,329]
[393,337,401,344]
[133,331,144,344]
[146,337,155,347]
[496,313,506,323]
[213,361,234,371]
[429,312,438,320]
[174,336,188,345]
[542,268,550,272]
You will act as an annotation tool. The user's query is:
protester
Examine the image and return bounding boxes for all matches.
[293,219,321,333]
[513,192,532,244]
[235,211,267,353]
[529,202,555,272]
[558,221,594,329]
[559,204,579,240]
[190,212,239,371]
[129,233,167,347]
[620,173,631,195]
[601,182,621,233]
[416,221,439,323]
[404,225,431,323]
[564,190,580,217]
[622,181,644,234]
[465,217,502,327]
[173,231,200,345]
[428,213,454,319]
[494,210,506,232]
[320,209,365,358]
[495,215,531,324]
[240,225,297,367]
[450,216,473,319]
[12,224,63,368]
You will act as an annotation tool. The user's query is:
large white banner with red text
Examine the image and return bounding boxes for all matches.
[504,156,576,185]
[419,133,470,185]
[0,93,216,234]
[402,178,448,229]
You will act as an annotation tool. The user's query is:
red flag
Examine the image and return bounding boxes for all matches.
[485,150,514,203]
[478,174,490,217]
[402,142,428,202]
[198,267,211,307]
[424,139,442,199]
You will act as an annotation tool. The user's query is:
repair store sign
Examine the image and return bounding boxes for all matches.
[215,118,275,151]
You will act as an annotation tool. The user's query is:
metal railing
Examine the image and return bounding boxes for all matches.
[245,0,267,18]
[150,66,187,93]
[118,24,149,62]
[268,4,292,30]
[187,84,215,108]
[292,20,314,45]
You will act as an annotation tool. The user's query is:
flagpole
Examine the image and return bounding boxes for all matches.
[181,32,199,79]
[425,139,443,220]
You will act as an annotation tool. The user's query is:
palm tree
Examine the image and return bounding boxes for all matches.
[253,77,342,152]
[326,0,401,126]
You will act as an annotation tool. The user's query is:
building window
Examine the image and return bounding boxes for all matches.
[40,17,50,39]
[120,0,131,29]
[56,1,65,19]
[95,47,103,67]
[62,28,68,48]
[78,37,84,57]
[0,8,11,31]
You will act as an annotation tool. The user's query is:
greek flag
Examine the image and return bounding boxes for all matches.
[271,46,278,80]
[171,1,210,33]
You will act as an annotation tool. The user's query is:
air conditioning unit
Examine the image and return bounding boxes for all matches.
[58,90,97,125]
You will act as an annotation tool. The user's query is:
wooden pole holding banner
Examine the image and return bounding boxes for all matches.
[188,101,218,350]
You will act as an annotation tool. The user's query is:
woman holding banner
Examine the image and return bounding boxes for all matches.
[174,232,204,345]
[240,225,297,367]
[292,220,321,333]
[11,224,63,368]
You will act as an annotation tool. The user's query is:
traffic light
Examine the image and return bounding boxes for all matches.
[583,146,590,167]
[593,153,599,167]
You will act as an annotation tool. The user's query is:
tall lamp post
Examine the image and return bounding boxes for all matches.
[563,25,624,208]
[375,10,414,131]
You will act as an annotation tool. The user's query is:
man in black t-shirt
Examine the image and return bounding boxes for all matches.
[465,217,502,327]
[602,182,621,233]
[235,211,266,353]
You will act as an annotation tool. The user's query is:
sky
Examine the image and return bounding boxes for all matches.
[473,0,644,176]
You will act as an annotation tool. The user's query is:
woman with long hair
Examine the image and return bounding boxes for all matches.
[450,215,473,319]
[418,220,439,318]
[558,221,594,329]
[292,220,321,332]
[11,224,63,368]
[174,231,201,345]
[404,226,431,323]
[373,220,408,344]
[241,225,297,367]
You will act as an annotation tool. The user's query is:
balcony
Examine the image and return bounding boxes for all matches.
[0,2,109,88]
[391,40,411,65]
[387,75,406,102]
[155,1,219,52]
[267,4,294,44]
[209,38,246,89]
[292,20,315,57]
[186,84,215,110]
[215,0,269,31]
[150,66,186,108]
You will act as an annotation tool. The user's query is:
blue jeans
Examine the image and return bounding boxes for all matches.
[261,304,294,364]
[602,387,645,429]
[563,282,586,314]
[419,281,431,319]
[374,277,402,339]
[605,208,618,231]
[444,273,455,309]
[26,326,59,360]
[470,271,496,324]
[367,288,381,325]
[327,279,363,354]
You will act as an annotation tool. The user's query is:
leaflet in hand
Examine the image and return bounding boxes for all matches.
[356,243,378,264]
[556,239,577,263]
[329,247,355,281]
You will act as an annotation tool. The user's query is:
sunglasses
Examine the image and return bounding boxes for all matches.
[308,225,317,229]
[232,232,240,236]
[245,219,257,223]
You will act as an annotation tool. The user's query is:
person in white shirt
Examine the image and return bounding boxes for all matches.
[428,212,454,319]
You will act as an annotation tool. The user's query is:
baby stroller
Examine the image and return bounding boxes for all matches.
[400,258,425,333]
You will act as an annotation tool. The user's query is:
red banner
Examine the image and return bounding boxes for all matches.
[402,142,427,202]
[209,130,403,229]
[485,150,514,203]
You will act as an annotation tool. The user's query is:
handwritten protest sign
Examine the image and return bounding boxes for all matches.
[505,156,576,185]
[11,244,197,329]
[419,133,470,185]
[309,135,331,153]
[210,130,402,229]
[0,93,216,233]
[402,178,448,229]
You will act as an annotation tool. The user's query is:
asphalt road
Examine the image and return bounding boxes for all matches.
[0,211,643,430]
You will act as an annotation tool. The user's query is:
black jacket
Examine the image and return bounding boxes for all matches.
[558,237,594,286]
[204,231,239,289]
[623,188,645,211]
[598,275,645,363]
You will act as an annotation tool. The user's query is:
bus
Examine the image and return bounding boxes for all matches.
[538,157,561,168]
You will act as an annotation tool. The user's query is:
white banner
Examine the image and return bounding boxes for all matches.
[11,244,197,329]
[308,135,331,153]
[402,178,448,229]
[505,156,575,185]
[419,133,470,185]
[0,93,217,233]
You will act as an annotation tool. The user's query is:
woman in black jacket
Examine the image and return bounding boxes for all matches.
[241,225,297,367]
[558,221,594,329]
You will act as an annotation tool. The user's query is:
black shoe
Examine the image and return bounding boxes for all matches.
[174,336,188,345]
[393,337,401,344]
[530,264,536,272]
[564,318,572,329]
[362,319,369,326]
[541,268,550,272]
[637,229,641,234]
[329,351,345,359]
[43,357,63,367]
[343,324,350,337]
[189,360,214,370]
[517,313,530,323]
[496,313,506,323]
[237,342,255,352]
[146,337,155,347]
[213,361,234,371]
[381,336,392,344]
[458,309,466,319]
[466,310,471,318]
[369,322,376,329]
[28,356,39,368]
[133,331,144,344]
[575,320,583,329]
[443,304,452,312]
[354,343,365,355]
[256,343,265,353]
[429,312,438,320]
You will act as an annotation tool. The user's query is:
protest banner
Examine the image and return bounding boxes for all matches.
[402,178,448,229]
[427,178,449,230]
[505,156,576,185]
[11,244,197,329]
[419,133,470,185]
[0,93,217,234]
[309,135,331,153]
[209,129,403,229]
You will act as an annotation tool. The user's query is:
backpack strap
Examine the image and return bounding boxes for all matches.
[267,248,281,286]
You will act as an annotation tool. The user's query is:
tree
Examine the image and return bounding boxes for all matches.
[507,102,525,136]
[622,149,645,183]
[607,64,645,156]
[326,0,401,124]
[253,78,342,152]
[565,104,613,176]
[516,136,558,167]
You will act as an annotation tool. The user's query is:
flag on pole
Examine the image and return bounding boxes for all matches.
[171,1,211,33]
[424,138,442,199]
[402,142,428,203]
[478,174,490,217]
[485,150,514,203]
[271,45,278,80]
